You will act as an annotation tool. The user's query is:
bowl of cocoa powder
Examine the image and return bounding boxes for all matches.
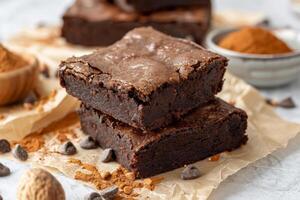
[206,27,300,87]
[0,44,39,106]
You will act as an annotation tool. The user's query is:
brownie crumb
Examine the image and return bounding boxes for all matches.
[100,148,115,163]
[266,97,296,108]
[0,139,11,153]
[181,165,201,180]
[60,141,77,155]
[0,162,11,177]
[13,144,28,161]
[80,136,98,150]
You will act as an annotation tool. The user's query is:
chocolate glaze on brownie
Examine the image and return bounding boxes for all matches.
[115,0,211,13]
[61,0,211,46]
[59,27,227,131]
[79,98,248,178]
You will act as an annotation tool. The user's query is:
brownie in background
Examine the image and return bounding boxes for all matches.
[61,0,211,46]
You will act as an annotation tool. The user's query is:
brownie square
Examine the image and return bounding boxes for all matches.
[61,0,211,46]
[114,0,211,13]
[79,98,248,178]
[59,27,227,131]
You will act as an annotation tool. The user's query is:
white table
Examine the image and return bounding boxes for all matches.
[0,0,300,199]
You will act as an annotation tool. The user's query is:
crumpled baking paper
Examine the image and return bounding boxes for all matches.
[3,27,300,200]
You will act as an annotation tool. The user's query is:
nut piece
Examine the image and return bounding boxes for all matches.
[17,168,65,200]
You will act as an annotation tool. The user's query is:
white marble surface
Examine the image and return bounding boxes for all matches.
[0,0,300,199]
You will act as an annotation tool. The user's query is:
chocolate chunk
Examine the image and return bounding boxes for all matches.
[60,141,77,155]
[278,97,296,108]
[181,165,201,180]
[0,163,11,177]
[40,64,50,78]
[99,185,118,200]
[13,144,28,161]
[0,139,11,153]
[80,136,98,150]
[23,91,38,105]
[85,192,102,200]
[100,148,115,163]
[266,97,296,109]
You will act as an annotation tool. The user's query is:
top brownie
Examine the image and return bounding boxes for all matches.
[114,0,211,13]
[59,27,227,130]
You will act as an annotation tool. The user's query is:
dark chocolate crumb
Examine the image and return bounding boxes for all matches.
[99,185,118,200]
[80,136,98,150]
[85,192,102,200]
[266,97,296,109]
[181,165,201,180]
[100,148,115,163]
[23,91,38,105]
[0,139,11,153]
[60,141,77,155]
[13,144,28,161]
[40,64,50,78]
[0,163,11,177]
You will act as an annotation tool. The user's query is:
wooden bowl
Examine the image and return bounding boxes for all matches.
[0,53,38,106]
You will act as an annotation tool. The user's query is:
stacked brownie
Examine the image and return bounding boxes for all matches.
[59,27,248,178]
[61,0,211,46]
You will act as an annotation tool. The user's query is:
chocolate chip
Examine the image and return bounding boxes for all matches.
[60,141,77,155]
[0,194,2,200]
[0,139,11,153]
[278,97,296,108]
[85,192,102,200]
[13,144,28,161]
[181,165,201,180]
[0,163,10,177]
[266,97,296,108]
[100,148,115,163]
[99,185,118,200]
[80,136,98,150]
[23,91,38,105]
[40,64,50,78]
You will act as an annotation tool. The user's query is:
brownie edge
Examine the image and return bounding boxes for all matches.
[79,98,248,178]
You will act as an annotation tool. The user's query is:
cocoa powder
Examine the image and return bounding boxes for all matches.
[0,44,28,73]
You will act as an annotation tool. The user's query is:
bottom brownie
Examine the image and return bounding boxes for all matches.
[79,98,248,178]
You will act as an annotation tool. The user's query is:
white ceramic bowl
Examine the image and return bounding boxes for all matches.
[205,28,300,88]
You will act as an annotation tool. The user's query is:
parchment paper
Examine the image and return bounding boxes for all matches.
[3,27,300,200]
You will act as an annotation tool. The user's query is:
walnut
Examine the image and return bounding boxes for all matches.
[17,168,65,200]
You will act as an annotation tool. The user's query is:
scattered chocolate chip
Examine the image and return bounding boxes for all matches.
[40,64,50,78]
[99,185,118,200]
[0,163,10,177]
[85,192,102,200]
[100,148,115,163]
[13,144,28,161]
[266,97,296,109]
[181,165,201,180]
[278,97,296,108]
[23,91,38,105]
[80,136,98,150]
[60,141,77,155]
[0,139,11,153]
